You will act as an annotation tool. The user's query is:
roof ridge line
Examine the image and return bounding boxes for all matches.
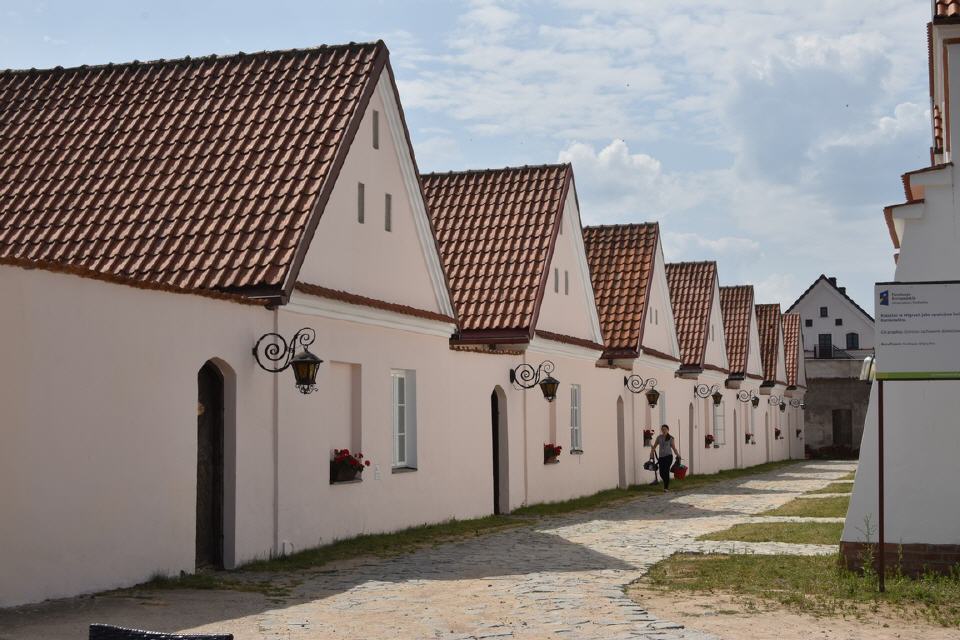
[420,163,569,177]
[0,40,384,76]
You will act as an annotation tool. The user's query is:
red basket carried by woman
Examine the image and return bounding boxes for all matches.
[671,456,688,480]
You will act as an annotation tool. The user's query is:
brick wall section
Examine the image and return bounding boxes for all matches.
[841,541,960,577]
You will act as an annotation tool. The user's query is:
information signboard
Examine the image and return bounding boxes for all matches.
[874,281,960,380]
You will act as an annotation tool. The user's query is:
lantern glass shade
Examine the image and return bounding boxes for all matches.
[751,396,760,408]
[290,349,323,394]
[645,388,660,409]
[711,389,723,406]
[539,375,560,402]
[779,401,786,412]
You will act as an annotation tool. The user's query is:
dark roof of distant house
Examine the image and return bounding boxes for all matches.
[785,274,874,323]
[0,42,388,299]
[583,223,659,359]
[719,285,755,376]
[666,261,717,370]
[422,164,571,339]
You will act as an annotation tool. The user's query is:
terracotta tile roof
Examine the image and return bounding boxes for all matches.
[0,42,385,297]
[422,164,570,337]
[783,313,802,387]
[665,261,717,369]
[755,303,783,384]
[719,285,754,376]
[936,0,960,19]
[583,223,658,358]
[294,282,456,324]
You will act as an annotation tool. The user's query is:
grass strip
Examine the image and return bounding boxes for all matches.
[513,459,801,517]
[643,553,960,628]
[697,521,843,544]
[807,482,854,495]
[761,495,849,518]
[242,515,529,572]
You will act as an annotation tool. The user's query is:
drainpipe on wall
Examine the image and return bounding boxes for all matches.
[522,351,529,507]
[272,306,280,556]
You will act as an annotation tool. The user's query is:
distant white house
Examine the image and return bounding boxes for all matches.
[786,275,873,453]
[786,275,874,359]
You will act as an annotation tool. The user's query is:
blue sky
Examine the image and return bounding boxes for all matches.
[0,0,934,310]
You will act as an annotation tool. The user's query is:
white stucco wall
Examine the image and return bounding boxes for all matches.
[639,242,681,358]
[295,69,450,317]
[535,195,604,344]
[0,266,275,607]
[702,283,729,371]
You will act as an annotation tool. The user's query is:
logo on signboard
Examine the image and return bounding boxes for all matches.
[879,290,889,306]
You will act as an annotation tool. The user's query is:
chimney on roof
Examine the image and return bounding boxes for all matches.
[827,277,837,286]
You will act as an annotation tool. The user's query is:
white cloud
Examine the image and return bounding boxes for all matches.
[662,232,759,257]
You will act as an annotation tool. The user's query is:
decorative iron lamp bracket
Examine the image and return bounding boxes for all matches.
[736,389,758,404]
[694,383,724,406]
[624,375,660,408]
[510,360,559,402]
[789,399,804,409]
[767,394,786,412]
[253,327,323,394]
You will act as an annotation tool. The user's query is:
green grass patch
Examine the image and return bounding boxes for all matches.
[242,515,529,572]
[698,521,843,544]
[513,459,802,517]
[761,495,850,518]
[131,572,293,598]
[643,553,960,628]
[807,482,854,495]
[839,471,856,481]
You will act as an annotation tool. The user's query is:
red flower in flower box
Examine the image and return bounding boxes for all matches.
[774,428,783,440]
[543,443,562,464]
[704,433,715,447]
[330,449,370,483]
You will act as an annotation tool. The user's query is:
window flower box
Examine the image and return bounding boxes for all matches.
[330,449,371,484]
[745,432,755,445]
[796,429,803,439]
[643,429,655,446]
[704,433,715,448]
[774,428,783,440]
[544,443,562,464]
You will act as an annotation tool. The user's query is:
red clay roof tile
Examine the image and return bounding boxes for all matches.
[783,313,802,387]
[583,223,659,359]
[936,0,960,19]
[719,285,754,376]
[666,261,717,369]
[755,303,783,383]
[0,43,384,296]
[422,164,570,336]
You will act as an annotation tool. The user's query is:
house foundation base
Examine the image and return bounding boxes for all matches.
[840,541,960,576]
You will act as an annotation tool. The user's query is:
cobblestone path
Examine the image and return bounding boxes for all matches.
[0,461,855,640]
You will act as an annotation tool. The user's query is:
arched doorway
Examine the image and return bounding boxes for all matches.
[733,409,740,469]
[197,362,225,569]
[764,412,771,463]
[687,402,695,475]
[616,397,626,489]
[490,387,509,514]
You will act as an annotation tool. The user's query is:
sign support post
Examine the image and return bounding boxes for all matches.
[877,379,885,593]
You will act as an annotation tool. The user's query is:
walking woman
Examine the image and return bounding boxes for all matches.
[649,424,681,492]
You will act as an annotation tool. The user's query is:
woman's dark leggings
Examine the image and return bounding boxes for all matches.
[659,455,673,489]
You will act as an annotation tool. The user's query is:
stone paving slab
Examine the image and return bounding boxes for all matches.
[0,460,857,640]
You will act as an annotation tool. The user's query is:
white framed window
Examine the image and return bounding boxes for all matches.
[391,370,417,468]
[384,193,392,231]
[357,182,365,223]
[570,384,582,451]
[372,109,380,149]
[713,401,725,445]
